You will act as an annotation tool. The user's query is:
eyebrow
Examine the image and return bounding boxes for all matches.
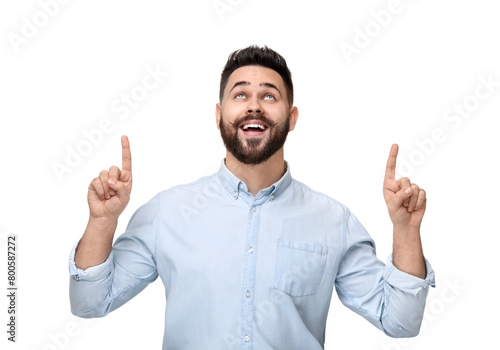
[229,81,282,97]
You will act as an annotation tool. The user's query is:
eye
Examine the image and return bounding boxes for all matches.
[235,93,245,99]
[264,94,275,100]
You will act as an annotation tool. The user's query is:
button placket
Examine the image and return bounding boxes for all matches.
[240,200,261,347]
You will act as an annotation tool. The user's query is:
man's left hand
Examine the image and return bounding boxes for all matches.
[383,144,427,229]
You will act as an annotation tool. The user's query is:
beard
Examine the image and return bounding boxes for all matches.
[219,112,290,165]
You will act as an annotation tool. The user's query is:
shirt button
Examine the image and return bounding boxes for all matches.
[270,194,275,200]
[243,335,250,342]
[233,191,237,198]
[251,206,256,212]
[248,247,254,254]
[239,184,244,190]
[246,290,251,298]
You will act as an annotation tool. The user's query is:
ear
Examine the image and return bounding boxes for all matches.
[288,106,299,131]
[215,103,221,130]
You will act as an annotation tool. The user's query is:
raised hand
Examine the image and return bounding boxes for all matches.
[383,144,426,229]
[87,135,132,220]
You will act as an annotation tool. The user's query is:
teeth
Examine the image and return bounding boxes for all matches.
[242,124,266,131]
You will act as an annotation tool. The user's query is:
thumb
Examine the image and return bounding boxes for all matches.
[107,178,130,201]
[389,186,412,212]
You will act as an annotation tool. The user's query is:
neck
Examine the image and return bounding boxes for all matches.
[225,148,286,197]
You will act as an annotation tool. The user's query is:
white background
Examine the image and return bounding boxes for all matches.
[1,0,499,349]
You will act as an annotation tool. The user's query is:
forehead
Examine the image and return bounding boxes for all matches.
[225,65,285,92]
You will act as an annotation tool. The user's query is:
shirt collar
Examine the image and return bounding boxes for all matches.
[218,158,292,201]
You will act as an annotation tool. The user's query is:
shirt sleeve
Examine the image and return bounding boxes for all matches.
[334,209,435,338]
[69,194,160,318]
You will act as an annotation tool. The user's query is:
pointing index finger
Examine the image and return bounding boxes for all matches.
[121,135,132,172]
[385,143,398,182]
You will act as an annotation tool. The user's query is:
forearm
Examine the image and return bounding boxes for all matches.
[74,217,118,270]
[392,225,426,279]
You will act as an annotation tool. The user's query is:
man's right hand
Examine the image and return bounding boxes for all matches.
[87,135,132,221]
[75,136,132,270]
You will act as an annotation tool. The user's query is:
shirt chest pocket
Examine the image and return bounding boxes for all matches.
[273,238,328,297]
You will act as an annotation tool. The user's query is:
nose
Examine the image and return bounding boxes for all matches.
[246,97,263,114]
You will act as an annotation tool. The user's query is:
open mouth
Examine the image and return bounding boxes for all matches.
[240,120,269,136]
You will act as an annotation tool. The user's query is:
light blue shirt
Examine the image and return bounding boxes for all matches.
[69,160,435,349]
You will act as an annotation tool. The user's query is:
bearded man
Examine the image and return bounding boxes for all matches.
[69,45,435,349]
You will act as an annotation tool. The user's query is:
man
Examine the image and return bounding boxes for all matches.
[69,45,435,349]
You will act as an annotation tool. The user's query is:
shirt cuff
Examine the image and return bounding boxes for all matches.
[68,242,113,282]
[384,253,436,294]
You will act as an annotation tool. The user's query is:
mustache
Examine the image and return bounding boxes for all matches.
[229,113,278,128]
